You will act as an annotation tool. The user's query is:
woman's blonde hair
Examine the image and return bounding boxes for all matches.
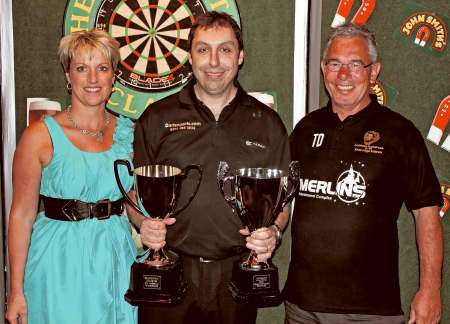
[58,29,120,72]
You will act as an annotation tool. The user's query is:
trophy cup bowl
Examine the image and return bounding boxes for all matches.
[114,160,202,306]
[217,161,300,307]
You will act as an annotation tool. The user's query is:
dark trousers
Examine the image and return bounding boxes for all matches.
[139,254,257,324]
[284,301,405,324]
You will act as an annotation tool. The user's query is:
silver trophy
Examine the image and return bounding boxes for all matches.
[114,160,202,306]
[217,161,300,307]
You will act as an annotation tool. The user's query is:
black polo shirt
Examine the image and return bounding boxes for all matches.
[283,97,442,315]
[134,82,290,259]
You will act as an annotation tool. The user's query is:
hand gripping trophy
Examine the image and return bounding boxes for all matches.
[218,161,300,307]
[114,160,202,306]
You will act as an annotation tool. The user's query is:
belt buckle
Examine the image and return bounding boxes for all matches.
[61,200,80,221]
[199,257,214,263]
[95,199,112,220]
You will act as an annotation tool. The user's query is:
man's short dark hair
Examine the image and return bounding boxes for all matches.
[188,11,243,51]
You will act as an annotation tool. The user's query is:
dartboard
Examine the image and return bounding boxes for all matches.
[96,0,206,92]
[63,0,240,118]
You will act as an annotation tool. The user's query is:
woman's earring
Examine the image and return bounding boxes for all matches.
[66,82,72,94]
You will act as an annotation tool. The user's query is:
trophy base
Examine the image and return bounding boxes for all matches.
[125,286,186,306]
[125,250,186,306]
[228,259,282,308]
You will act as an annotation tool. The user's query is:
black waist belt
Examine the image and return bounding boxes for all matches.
[180,247,247,263]
[41,195,124,221]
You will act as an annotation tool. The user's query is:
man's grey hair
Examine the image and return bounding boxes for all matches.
[322,23,378,63]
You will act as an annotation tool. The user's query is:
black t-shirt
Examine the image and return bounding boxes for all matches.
[283,98,442,315]
[134,82,290,259]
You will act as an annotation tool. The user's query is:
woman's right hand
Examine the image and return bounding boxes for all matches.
[140,217,176,250]
[6,291,27,324]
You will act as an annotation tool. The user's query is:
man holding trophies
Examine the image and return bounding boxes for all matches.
[133,11,290,324]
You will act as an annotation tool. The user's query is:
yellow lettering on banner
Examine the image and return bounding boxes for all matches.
[73,0,94,13]
[402,26,411,35]
[108,88,138,114]
[409,16,419,26]
[210,0,229,10]
[123,94,138,114]
[70,15,89,33]
[371,84,381,94]
[108,87,123,106]
[430,18,441,29]
[402,15,426,35]
[371,84,384,105]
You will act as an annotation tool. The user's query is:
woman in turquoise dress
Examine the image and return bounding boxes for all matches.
[7,30,139,324]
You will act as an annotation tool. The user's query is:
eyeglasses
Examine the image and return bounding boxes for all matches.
[325,60,373,73]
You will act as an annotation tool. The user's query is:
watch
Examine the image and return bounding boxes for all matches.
[271,223,283,245]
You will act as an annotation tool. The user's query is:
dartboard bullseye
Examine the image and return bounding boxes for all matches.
[96,0,206,91]
[63,0,240,118]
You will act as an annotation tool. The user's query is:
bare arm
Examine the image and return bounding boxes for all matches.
[6,122,52,324]
[274,205,290,231]
[408,206,443,324]
[125,191,146,229]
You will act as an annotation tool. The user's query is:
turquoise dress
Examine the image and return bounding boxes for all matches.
[24,116,137,324]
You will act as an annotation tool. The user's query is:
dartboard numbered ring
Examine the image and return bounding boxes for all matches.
[64,0,240,118]
[97,0,207,92]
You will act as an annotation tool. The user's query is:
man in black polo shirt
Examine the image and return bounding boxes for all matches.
[284,24,443,324]
[134,12,290,324]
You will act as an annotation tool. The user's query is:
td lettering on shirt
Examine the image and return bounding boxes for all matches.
[312,133,324,147]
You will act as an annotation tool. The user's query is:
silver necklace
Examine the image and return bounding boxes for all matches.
[66,106,111,142]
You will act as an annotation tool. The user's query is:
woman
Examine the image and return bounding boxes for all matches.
[6,30,137,324]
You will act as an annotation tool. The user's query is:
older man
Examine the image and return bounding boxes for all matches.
[284,24,443,324]
[133,11,290,324]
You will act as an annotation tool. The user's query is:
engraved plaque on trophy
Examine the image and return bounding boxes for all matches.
[114,160,202,306]
[218,161,300,307]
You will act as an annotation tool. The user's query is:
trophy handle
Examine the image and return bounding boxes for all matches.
[280,161,301,209]
[171,164,203,215]
[217,161,239,210]
[113,159,143,215]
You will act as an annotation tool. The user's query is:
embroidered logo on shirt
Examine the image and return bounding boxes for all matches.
[354,131,384,154]
[245,140,266,149]
[312,133,325,148]
[298,163,367,205]
[364,131,380,145]
[164,121,202,132]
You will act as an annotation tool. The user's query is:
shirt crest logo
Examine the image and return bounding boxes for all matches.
[354,131,384,154]
[363,131,380,146]
[245,140,267,149]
